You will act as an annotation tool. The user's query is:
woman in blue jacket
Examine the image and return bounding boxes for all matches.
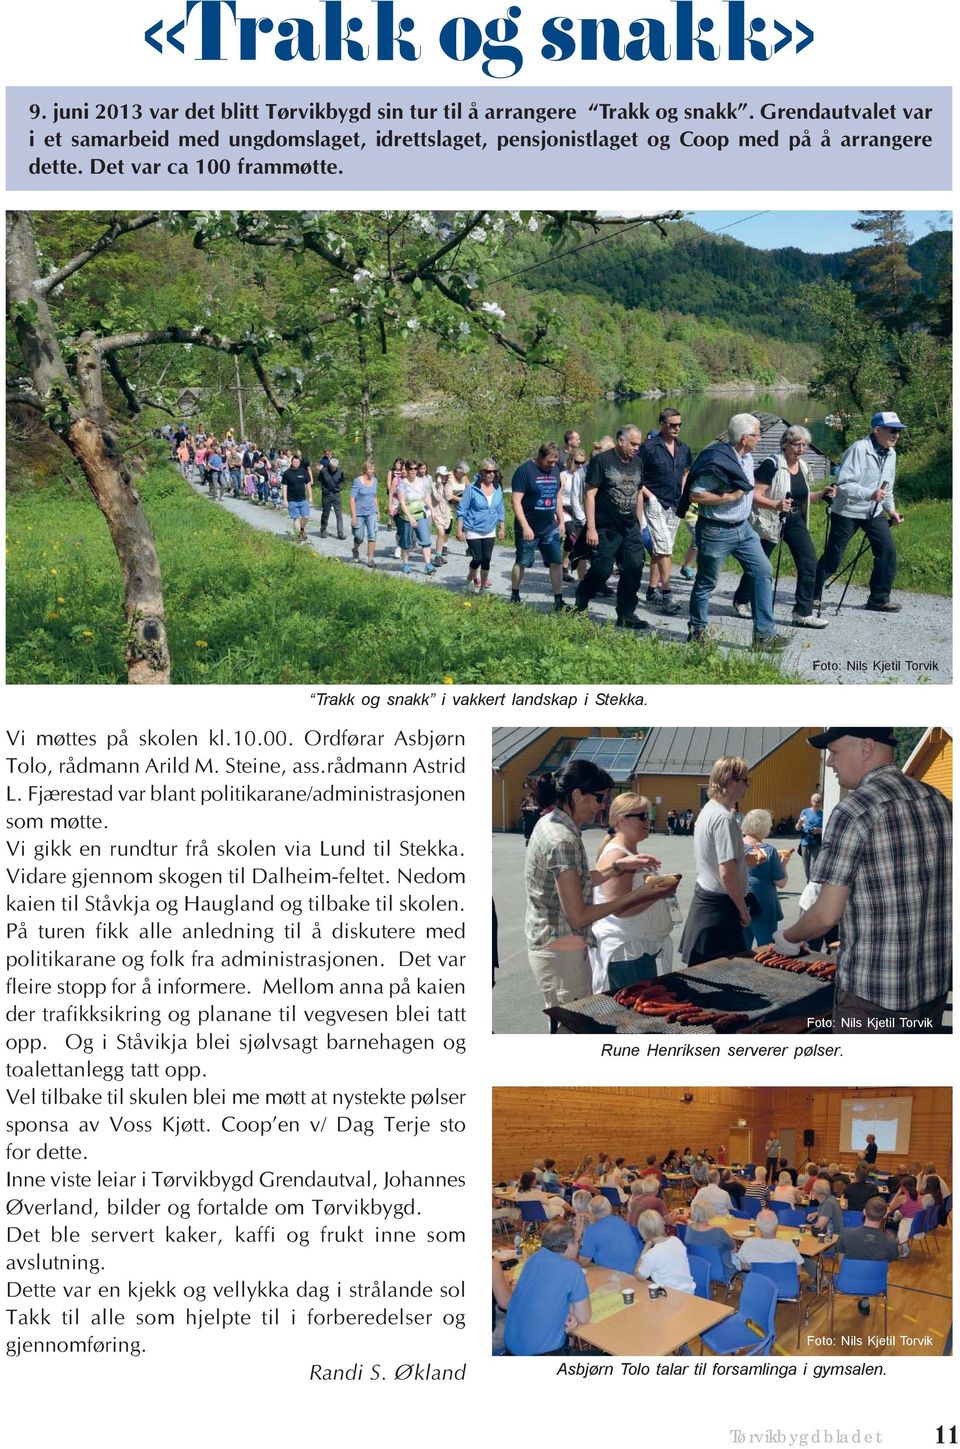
[455,459,506,594]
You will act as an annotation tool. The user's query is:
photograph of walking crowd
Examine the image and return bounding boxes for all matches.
[491,1087,952,1359]
[163,406,940,664]
[491,726,952,1035]
[7,209,950,686]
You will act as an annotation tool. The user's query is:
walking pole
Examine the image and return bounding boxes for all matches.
[829,499,882,616]
[771,511,786,611]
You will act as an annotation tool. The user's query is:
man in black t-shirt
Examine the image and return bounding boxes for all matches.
[844,1164,879,1213]
[573,424,650,631]
[281,454,314,542]
[862,1134,878,1166]
[639,409,691,615]
[836,1197,897,1315]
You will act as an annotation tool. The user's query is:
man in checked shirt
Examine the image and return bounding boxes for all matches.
[771,728,952,1033]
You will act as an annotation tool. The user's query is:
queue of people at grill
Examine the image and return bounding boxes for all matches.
[164,406,909,638]
[493,1139,948,1355]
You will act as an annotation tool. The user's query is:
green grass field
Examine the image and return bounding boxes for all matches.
[7,468,797,686]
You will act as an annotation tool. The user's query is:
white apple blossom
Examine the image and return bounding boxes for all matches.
[480,301,506,320]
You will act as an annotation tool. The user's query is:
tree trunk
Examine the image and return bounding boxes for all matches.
[356,322,374,459]
[7,211,171,684]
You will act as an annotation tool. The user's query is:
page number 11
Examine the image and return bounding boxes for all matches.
[936,1431,957,1445]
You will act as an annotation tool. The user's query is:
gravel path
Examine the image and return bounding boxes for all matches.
[204,486,951,684]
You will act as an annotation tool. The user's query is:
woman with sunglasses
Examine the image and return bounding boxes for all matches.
[456,459,505,593]
[524,762,675,1023]
[590,793,681,991]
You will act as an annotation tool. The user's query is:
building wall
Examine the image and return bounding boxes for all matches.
[491,1086,951,1182]
[634,729,822,829]
[904,727,952,802]
[492,727,621,831]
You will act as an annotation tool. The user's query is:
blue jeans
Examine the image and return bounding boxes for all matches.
[689,519,775,637]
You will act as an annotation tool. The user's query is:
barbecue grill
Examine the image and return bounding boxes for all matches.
[544,953,837,1034]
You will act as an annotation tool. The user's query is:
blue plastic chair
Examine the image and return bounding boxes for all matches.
[748,1259,805,1348]
[690,1255,711,1301]
[770,1199,799,1220]
[700,1273,777,1356]
[674,1221,687,1243]
[926,1202,942,1253]
[742,1164,757,1181]
[741,1196,764,1219]
[904,1209,930,1257]
[775,1208,806,1228]
[829,1258,888,1335]
[686,1240,738,1299]
[842,1210,864,1229]
[518,1200,548,1236]
[599,1187,624,1214]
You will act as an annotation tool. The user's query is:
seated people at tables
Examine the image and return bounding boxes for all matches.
[745,1166,771,1206]
[532,1159,546,1184]
[806,1180,844,1237]
[690,1159,711,1188]
[692,1169,735,1217]
[598,1161,629,1203]
[579,1196,642,1273]
[836,1197,898,1314]
[798,1162,819,1195]
[662,1150,682,1173]
[540,1159,562,1190]
[642,1153,663,1186]
[720,1168,746,1210]
[571,1157,596,1189]
[515,1171,571,1220]
[844,1163,880,1213]
[771,1171,802,1206]
[681,1147,695,1168]
[919,1164,950,1198]
[627,1177,672,1230]
[738,1209,804,1274]
[571,1189,594,1247]
[922,1176,945,1216]
[503,1221,591,1356]
[635,1211,696,1294]
[685,1200,740,1277]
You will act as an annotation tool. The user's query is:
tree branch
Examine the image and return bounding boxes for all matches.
[38,213,159,295]
[105,352,174,416]
[7,389,44,411]
[95,326,292,415]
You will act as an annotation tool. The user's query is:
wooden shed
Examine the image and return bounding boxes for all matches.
[491,728,635,831]
[902,727,952,801]
[715,412,832,482]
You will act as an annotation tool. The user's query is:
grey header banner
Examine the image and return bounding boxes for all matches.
[7,86,951,189]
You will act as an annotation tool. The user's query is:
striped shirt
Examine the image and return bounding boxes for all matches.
[524,809,594,950]
[813,765,951,1009]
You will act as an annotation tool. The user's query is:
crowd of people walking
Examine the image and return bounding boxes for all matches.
[164,402,908,648]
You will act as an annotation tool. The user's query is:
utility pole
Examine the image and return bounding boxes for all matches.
[235,356,245,439]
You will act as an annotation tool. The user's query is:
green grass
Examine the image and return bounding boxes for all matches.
[711,500,951,596]
[7,467,802,685]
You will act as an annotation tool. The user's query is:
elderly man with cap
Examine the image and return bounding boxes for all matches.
[813,412,906,613]
[772,729,951,1032]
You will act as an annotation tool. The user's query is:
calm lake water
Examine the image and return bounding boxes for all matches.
[310,390,839,479]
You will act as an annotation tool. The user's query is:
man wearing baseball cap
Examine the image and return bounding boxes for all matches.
[772,730,951,1032]
[813,413,906,613]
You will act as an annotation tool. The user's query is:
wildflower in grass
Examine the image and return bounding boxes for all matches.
[49,568,57,576]
[195,640,209,649]
[56,596,65,604]
[46,611,60,619]
[81,630,94,639]
[462,601,472,609]
[443,675,454,685]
